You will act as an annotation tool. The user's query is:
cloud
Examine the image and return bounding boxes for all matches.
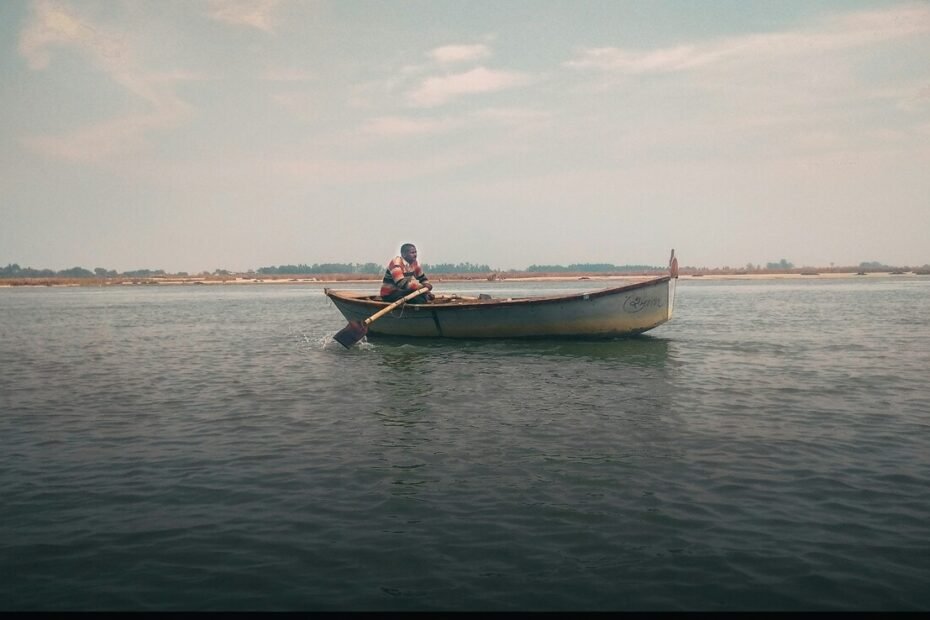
[18,0,129,70]
[264,152,483,185]
[358,107,550,143]
[407,66,533,107]
[17,0,192,163]
[472,107,552,130]
[428,44,492,65]
[269,92,317,121]
[564,45,718,74]
[564,4,930,74]
[360,116,460,137]
[22,112,182,163]
[262,67,315,82]
[555,2,930,165]
[352,42,521,110]
[204,0,281,33]
[896,84,930,112]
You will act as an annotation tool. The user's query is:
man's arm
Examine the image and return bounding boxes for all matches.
[414,264,432,290]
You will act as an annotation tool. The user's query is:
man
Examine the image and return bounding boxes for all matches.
[380,243,433,303]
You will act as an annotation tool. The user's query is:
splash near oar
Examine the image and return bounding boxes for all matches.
[333,287,431,348]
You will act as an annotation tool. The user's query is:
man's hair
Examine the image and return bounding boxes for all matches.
[400,243,416,254]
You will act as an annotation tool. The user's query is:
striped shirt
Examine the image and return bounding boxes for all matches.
[380,256,429,298]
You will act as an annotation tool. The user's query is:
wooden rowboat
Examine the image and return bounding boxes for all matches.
[325,252,679,340]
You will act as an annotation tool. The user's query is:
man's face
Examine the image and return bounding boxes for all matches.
[402,246,417,262]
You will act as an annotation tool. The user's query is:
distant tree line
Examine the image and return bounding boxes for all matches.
[2,261,505,277]
[526,263,661,273]
[0,264,175,278]
[6,260,928,279]
[255,262,493,274]
[763,259,905,271]
[424,262,492,273]
[256,263,383,275]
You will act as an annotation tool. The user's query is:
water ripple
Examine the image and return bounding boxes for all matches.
[2,281,930,609]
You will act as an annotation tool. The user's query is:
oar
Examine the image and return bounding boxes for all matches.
[333,287,431,348]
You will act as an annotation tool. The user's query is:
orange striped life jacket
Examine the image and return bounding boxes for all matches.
[380,256,429,297]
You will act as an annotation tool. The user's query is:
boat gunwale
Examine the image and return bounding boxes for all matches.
[324,275,672,311]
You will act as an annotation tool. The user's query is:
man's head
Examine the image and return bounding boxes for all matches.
[400,243,417,262]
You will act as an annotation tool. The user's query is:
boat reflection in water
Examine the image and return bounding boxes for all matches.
[364,334,673,368]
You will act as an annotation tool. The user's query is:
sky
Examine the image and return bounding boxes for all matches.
[1,0,929,273]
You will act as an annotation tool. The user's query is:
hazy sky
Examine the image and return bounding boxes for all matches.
[2,0,929,272]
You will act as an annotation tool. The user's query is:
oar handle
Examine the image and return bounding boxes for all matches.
[364,287,431,325]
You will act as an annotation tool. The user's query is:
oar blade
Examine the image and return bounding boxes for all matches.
[333,320,368,348]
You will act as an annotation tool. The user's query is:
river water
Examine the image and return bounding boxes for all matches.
[1,277,929,610]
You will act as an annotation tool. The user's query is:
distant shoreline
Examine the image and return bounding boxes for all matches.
[1,270,927,288]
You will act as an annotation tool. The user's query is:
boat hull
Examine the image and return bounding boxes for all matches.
[325,276,676,339]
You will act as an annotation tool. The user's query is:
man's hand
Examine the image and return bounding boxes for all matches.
[421,282,433,291]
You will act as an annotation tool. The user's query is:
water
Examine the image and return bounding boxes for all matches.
[2,277,929,610]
